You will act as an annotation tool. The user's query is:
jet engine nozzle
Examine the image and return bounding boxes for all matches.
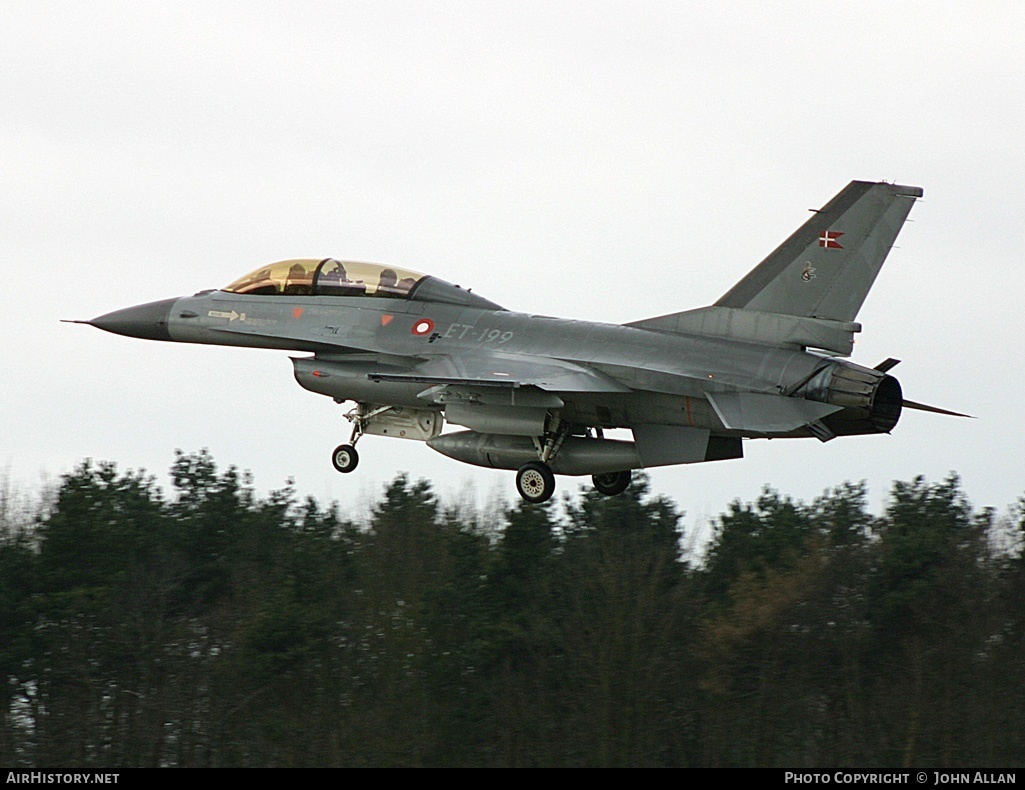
[798,362,903,436]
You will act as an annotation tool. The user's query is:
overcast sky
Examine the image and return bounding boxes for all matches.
[3,1,1022,532]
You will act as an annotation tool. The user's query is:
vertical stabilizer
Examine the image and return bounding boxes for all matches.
[714,181,922,322]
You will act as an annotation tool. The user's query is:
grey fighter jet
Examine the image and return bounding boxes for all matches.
[79,181,967,503]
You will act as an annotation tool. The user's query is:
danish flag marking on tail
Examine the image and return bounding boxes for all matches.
[819,230,844,249]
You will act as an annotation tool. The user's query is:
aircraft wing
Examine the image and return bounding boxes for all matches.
[367,351,633,393]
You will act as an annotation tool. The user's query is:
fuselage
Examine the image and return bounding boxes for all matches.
[105,284,896,443]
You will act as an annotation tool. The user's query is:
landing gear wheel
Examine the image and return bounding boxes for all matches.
[516,462,556,504]
[592,470,632,496]
[331,444,359,474]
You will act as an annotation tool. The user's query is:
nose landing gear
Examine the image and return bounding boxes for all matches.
[330,403,394,474]
[331,444,359,473]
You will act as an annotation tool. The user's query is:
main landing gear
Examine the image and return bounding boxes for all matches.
[512,419,633,504]
[515,461,557,504]
[513,462,632,503]
[591,470,632,496]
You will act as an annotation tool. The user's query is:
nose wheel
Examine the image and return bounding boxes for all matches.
[515,461,556,504]
[331,444,359,473]
[331,402,390,475]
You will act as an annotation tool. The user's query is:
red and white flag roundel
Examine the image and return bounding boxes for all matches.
[818,230,844,249]
[411,318,435,336]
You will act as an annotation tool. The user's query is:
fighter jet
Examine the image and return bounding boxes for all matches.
[78,181,967,503]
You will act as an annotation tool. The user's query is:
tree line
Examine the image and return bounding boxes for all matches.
[1,450,1023,767]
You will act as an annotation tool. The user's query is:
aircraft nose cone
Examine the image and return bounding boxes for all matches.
[89,297,177,341]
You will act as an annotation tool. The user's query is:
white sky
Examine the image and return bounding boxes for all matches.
[3,1,1023,531]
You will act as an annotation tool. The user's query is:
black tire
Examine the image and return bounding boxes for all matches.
[331,444,359,473]
[592,470,632,496]
[515,461,556,504]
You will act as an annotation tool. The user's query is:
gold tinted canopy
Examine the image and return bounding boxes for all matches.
[223,259,427,299]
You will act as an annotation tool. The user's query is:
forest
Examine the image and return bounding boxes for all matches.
[1,450,1022,768]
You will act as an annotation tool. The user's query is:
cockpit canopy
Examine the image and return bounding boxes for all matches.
[223,259,425,300]
[222,258,505,310]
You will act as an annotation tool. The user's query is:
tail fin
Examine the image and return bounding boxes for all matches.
[715,181,922,322]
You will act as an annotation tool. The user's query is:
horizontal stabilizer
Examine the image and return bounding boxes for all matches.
[707,392,842,434]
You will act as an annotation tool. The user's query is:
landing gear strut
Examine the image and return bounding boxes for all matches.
[516,461,556,504]
[514,415,571,504]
